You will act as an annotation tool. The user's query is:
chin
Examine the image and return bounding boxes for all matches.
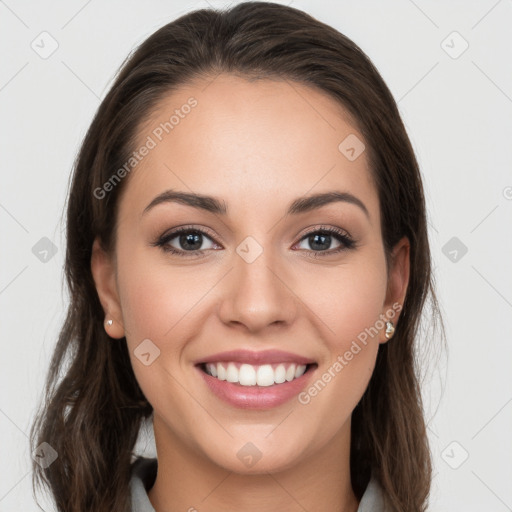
[201,436,309,475]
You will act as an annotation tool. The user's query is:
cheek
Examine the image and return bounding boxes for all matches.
[115,249,205,414]
[294,252,387,414]
[116,245,211,343]
[298,255,388,348]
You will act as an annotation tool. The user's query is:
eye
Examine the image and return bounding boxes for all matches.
[153,226,221,257]
[294,226,355,256]
[152,224,356,258]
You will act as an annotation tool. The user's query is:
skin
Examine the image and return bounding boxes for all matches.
[91,73,409,512]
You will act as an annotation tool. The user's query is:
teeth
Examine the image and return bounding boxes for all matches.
[203,362,308,386]
[256,364,274,387]
[294,365,305,378]
[216,363,226,381]
[206,363,217,378]
[274,364,286,384]
[226,362,238,383]
[239,364,256,386]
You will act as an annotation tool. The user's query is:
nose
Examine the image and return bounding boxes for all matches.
[217,242,298,333]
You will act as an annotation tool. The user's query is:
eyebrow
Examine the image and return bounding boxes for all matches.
[142,189,370,219]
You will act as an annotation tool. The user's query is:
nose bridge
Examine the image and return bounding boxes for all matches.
[218,234,297,331]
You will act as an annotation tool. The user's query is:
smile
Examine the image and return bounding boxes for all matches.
[201,361,310,386]
[194,350,318,409]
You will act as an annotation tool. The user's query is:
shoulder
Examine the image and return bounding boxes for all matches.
[129,457,389,512]
[357,472,390,512]
[129,456,158,512]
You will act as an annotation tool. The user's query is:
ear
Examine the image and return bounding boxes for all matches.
[381,236,410,343]
[90,237,125,339]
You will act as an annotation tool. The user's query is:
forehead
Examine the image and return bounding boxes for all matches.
[118,73,377,222]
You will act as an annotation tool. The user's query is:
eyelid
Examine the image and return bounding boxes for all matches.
[293,225,356,253]
[295,223,353,241]
[158,224,221,244]
[157,223,352,243]
[152,223,357,258]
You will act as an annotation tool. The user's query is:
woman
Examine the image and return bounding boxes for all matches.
[30,2,442,511]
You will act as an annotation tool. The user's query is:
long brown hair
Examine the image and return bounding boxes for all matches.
[30,2,443,511]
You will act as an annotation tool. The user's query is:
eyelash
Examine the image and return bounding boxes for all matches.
[152,224,356,259]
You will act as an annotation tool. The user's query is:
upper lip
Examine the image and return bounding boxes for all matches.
[195,349,316,366]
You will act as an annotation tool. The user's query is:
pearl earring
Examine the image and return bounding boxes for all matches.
[385,321,395,339]
[105,319,113,327]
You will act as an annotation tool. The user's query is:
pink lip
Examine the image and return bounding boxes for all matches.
[195,363,318,410]
[195,349,316,366]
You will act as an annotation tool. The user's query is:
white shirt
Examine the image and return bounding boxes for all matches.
[130,457,389,511]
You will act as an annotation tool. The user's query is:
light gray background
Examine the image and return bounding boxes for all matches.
[1,0,511,510]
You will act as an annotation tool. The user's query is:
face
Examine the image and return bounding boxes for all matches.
[92,73,409,474]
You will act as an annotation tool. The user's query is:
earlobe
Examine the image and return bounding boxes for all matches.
[381,236,410,343]
[90,237,125,339]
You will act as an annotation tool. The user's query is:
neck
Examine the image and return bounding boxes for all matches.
[147,415,359,512]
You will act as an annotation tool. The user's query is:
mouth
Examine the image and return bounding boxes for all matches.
[197,361,318,387]
[194,350,318,409]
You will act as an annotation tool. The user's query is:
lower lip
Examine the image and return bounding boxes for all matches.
[196,365,316,410]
